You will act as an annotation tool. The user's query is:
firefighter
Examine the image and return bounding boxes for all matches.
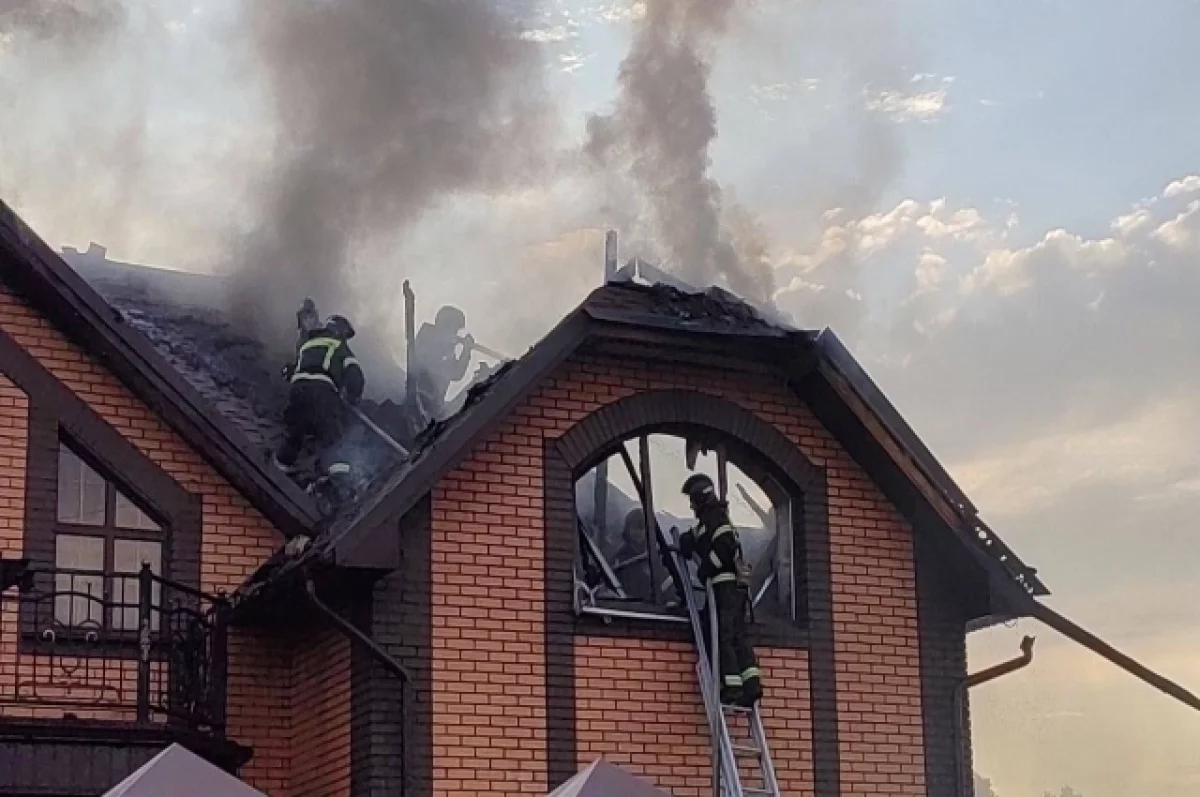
[273,315,365,506]
[678,473,763,707]
[411,305,474,420]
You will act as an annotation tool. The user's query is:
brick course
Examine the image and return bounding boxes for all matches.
[426,352,926,795]
[0,374,28,721]
[0,286,352,795]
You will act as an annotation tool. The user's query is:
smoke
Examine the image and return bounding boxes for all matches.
[585,0,776,307]
[229,0,552,358]
[0,0,125,45]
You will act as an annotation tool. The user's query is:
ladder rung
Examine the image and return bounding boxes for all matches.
[742,789,772,796]
[722,704,752,714]
[731,743,762,757]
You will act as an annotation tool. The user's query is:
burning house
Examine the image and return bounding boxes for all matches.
[1,198,1197,797]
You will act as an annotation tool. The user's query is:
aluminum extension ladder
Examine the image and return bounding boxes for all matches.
[666,542,781,797]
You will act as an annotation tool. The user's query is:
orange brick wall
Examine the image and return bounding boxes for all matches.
[830,483,924,794]
[0,286,352,795]
[427,352,925,794]
[573,640,814,795]
[292,625,353,797]
[0,374,29,718]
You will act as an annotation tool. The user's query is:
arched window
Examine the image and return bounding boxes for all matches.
[573,431,801,625]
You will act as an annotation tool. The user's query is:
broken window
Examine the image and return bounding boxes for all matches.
[54,442,163,632]
[573,433,799,624]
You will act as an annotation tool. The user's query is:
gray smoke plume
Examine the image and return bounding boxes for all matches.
[585,0,775,306]
[230,0,551,358]
[0,0,124,44]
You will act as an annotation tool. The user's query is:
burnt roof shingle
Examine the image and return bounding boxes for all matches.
[0,203,319,537]
[63,251,289,451]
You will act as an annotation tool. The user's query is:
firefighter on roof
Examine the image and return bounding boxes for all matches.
[679,473,763,707]
[273,314,365,507]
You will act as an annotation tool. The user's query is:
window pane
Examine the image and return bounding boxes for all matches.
[115,491,161,531]
[57,444,106,525]
[112,539,162,631]
[54,535,105,628]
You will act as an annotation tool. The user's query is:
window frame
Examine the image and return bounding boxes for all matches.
[53,441,166,636]
[1,325,205,661]
[571,429,810,642]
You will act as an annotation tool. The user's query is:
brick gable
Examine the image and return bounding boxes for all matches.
[0,285,353,796]
[385,350,933,796]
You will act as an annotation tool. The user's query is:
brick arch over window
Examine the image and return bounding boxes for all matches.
[543,388,840,795]
[556,388,823,494]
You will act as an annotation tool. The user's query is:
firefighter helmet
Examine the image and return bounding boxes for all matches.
[324,314,356,340]
[434,305,466,331]
[681,473,717,507]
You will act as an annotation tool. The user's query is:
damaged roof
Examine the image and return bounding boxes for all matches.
[0,201,320,537]
[63,248,288,449]
[241,278,1045,620]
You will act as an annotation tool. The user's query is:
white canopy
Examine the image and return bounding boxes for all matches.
[102,743,267,797]
[549,759,674,797]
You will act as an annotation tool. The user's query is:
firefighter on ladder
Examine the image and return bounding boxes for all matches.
[678,473,763,707]
[273,314,364,507]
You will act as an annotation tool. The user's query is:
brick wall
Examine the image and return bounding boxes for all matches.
[0,374,28,719]
[0,285,352,795]
[425,352,927,795]
[292,625,353,797]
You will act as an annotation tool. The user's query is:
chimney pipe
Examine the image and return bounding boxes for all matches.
[604,230,618,283]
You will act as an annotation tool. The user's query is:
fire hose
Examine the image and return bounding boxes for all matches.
[346,402,409,458]
[463,338,509,361]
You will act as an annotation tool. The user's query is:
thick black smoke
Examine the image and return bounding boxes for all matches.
[230,0,550,356]
[585,1,775,306]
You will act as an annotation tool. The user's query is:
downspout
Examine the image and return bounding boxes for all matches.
[955,635,1035,797]
[303,577,411,794]
[304,576,411,683]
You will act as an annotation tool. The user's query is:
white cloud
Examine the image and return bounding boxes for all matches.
[595,1,646,24]
[1163,175,1200,198]
[1111,207,1154,237]
[915,250,947,292]
[917,206,987,240]
[521,25,574,43]
[864,88,949,123]
[962,228,1131,295]
[558,50,594,74]
[1151,200,1200,250]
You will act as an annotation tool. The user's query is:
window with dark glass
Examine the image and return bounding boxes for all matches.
[573,433,799,624]
[54,442,163,632]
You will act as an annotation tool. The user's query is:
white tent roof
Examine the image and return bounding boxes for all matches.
[102,743,267,797]
[549,759,674,797]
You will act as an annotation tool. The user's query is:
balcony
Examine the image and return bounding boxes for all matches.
[1,561,233,741]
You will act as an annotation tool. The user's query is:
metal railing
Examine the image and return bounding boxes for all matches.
[0,563,230,734]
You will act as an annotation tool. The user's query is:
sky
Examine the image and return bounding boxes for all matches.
[3,1,1200,794]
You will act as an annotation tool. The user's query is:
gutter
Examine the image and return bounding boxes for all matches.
[1023,598,1200,712]
[955,636,1035,797]
[303,576,411,683]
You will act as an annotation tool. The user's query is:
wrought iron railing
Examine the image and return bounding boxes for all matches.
[0,563,230,734]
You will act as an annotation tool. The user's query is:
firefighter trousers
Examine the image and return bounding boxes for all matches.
[712,581,762,700]
[275,382,346,475]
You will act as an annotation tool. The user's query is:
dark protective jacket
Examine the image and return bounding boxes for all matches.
[679,502,750,587]
[289,331,365,403]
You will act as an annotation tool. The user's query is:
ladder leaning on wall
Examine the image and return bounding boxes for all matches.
[662,530,782,797]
